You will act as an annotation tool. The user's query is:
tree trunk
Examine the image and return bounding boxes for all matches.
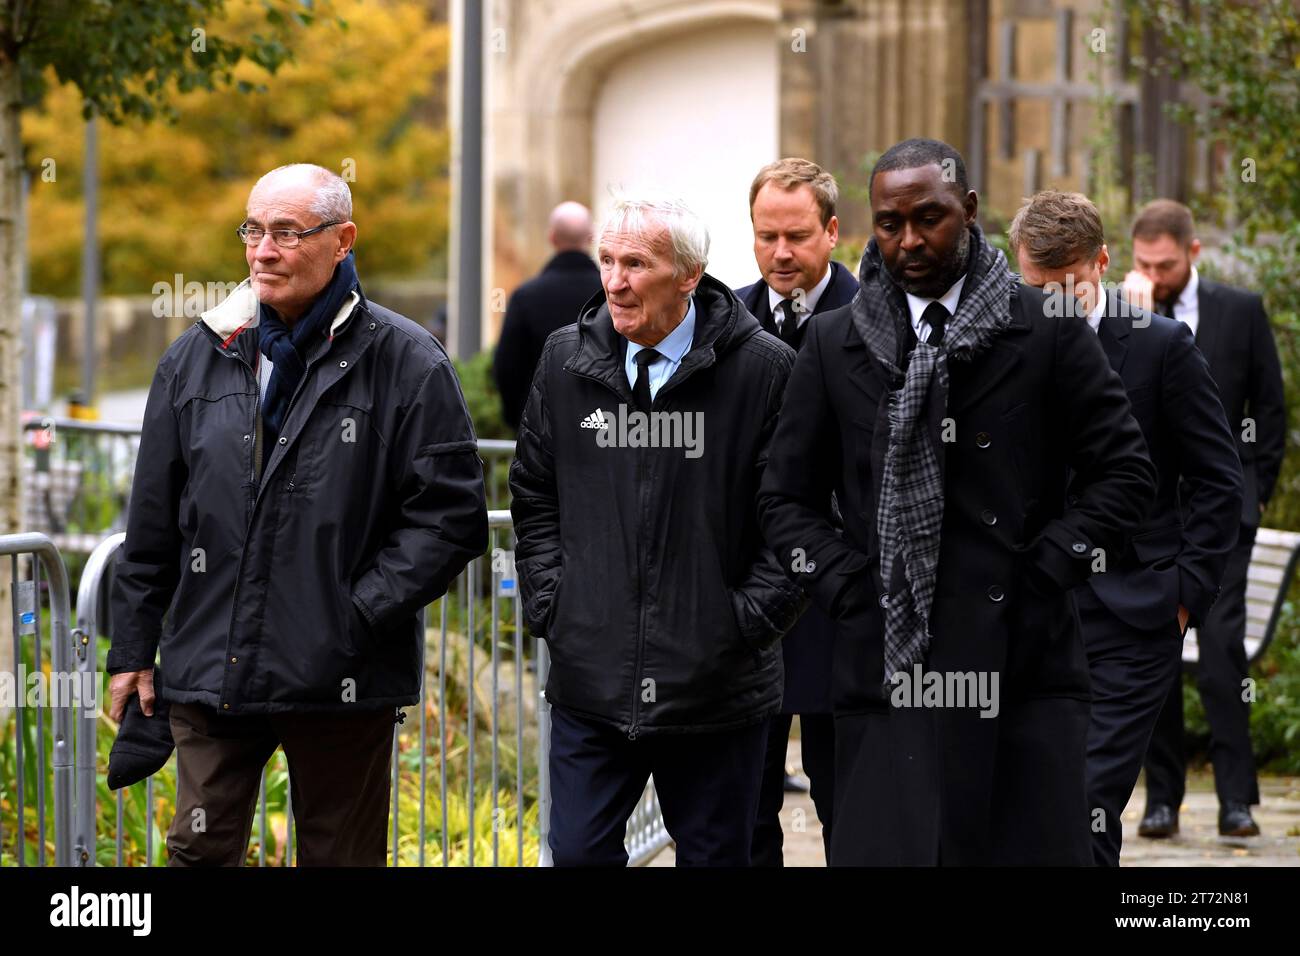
[0,47,26,722]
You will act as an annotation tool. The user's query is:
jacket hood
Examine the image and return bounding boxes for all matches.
[200,277,360,346]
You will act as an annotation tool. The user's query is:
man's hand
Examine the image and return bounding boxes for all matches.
[1122,270,1155,312]
[108,669,155,723]
[1177,605,1190,636]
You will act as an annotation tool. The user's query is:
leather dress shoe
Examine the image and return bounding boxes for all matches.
[1218,803,1260,837]
[1137,804,1179,838]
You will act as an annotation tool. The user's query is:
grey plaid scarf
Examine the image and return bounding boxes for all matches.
[849,225,1016,688]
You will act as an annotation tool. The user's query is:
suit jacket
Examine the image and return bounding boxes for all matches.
[1079,292,1243,631]
[733,260,858,714]
[493,251,603,431]
[1190,277,1285,526]
[758,280,1156,864]
[735,260,857,354]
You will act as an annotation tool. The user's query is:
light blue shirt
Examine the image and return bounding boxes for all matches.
[624,299,696,403]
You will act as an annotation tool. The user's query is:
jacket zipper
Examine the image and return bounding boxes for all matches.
[563,331,729,737]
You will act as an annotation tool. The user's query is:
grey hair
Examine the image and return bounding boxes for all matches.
[252,163,353,222]
[599,189,709,278]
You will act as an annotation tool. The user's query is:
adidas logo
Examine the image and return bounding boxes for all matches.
[579,408,610,430]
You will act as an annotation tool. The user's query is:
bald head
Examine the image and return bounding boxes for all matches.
[548,201,594,252]
[249,163,353,223]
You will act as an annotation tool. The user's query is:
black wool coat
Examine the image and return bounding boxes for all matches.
[758,276,1157,865]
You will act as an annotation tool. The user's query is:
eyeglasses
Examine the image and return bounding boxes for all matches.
[237,220,342,248]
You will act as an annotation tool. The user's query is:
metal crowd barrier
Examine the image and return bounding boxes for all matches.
[20,416,142,556]
[0,533,77,866]
[19,506,669,867]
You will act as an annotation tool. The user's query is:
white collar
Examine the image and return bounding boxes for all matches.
[1176,266,1199,310]
[904,273,967,328]
[200,278,360,344]
[1087,295,1106,333]
[767,264,834,325]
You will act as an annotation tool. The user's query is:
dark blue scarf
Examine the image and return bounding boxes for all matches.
[258,252,359,445]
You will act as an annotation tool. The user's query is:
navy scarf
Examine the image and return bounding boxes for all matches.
[258,252,359,445]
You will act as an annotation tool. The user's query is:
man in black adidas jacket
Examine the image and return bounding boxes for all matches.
[510,192,805,866]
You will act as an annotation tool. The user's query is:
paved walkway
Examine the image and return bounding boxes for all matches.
[649,737,1300,866]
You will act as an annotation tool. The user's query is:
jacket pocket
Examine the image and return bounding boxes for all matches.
[345,592,378,659]
[541,568,566,643]
[728,587,770,667]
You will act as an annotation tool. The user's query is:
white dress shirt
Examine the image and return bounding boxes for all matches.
[767,264,834,333]
[1170,266,1200,338]
[904,274,967,343]
[1086,296,1106,334]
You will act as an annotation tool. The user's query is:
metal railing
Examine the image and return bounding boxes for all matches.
[20,511,669,867]
[0,533,77,866]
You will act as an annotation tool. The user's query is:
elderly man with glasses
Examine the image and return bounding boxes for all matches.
[106,163,488,866]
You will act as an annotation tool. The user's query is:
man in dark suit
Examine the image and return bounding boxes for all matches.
[735,158,858,866]
[758,139,1156,865]
[1126,200,1286,839]
[493,201,603,430]
[1011,190,1243,865]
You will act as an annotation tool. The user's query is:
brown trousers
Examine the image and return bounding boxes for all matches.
[166,701,396,866]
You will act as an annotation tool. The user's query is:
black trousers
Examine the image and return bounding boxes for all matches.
[167,701,396,866]
[1144,526,1261,808]
[547,705,767,866]
[751,713,834,866]
[1078,587,1184,866]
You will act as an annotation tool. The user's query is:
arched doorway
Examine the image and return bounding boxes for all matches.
[590,22,778,287]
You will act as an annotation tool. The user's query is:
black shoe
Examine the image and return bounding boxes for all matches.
[1218,803,1260,837]
[783,772,810,794]
[1137,804,1179,838]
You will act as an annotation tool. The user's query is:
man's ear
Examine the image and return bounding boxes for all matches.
[336,222,358,261]
[963,190,979,225]
[1097,243,1110,276]
[679,264,704,297]
[1189,237,1201,264]
[827,215,840,248]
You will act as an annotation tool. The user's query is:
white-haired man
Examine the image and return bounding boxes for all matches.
[510,192,805,865]
[107,163,488,865]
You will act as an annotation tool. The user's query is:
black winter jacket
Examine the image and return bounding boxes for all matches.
[108,280,488,713]
[509,274,807,737]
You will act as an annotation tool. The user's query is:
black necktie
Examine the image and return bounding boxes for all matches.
[921,301,948,345]
[632,348,661,412]
[776,299,800,345]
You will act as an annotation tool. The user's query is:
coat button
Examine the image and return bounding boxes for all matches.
[987,585,1005,602]
[878,594,890,608]
[231,656,238,663]
[975,432,991,448]
[981,509,997,526]
[1072,541,1088,554]
[278,436,287,445]
[222,703,230,710]
[339,360,348,368]
[243,434,250,442]
[368,322,376,330]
